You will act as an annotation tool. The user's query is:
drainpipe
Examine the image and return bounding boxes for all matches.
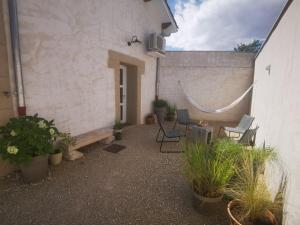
[155,57,160,100]
[8,0,26,116]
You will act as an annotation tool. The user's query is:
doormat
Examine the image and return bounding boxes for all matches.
[104,144,126,153]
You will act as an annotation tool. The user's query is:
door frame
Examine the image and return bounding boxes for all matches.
[108,50,144,124]
[120,65,127,123]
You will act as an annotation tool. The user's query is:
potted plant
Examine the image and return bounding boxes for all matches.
[183,141,236,208]
[145,113,155,124]
[166,104,176,121]
[153,99,168,119]
[113,121,123,140]
[0,114,59,183]
[226,149,279,225]
[50,132,76,166]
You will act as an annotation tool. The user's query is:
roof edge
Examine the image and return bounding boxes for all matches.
[255,0,294,58]
[163,0,178,30]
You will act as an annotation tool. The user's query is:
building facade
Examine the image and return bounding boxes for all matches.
[0,0,177,176]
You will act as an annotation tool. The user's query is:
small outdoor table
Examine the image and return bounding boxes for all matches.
[188,125,213,144]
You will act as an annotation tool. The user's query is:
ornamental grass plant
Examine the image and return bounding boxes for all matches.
[226,148,280,225]
[182,141,236,198]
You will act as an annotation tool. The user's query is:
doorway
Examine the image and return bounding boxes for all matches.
[119,65,127,123]
[108,50,143,125]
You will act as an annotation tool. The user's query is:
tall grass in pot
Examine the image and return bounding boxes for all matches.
[226,149,279,225]
[182,141,236,202]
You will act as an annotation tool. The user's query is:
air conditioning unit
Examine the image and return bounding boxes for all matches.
[148,33,166,54]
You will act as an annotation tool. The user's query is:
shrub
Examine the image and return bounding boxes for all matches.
[53,132,76,154]
[0,114,59,165]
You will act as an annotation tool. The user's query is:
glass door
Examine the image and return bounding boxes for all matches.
[119,65,127,123]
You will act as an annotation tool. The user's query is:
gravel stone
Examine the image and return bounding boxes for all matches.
[0,124,231,225]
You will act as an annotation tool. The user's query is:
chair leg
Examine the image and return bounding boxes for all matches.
[185,125,188,136]
[218,127,223,137]
[173,119,178,129]
[156,128,162,143]
[160,134,165,152]
[160,137,183,153]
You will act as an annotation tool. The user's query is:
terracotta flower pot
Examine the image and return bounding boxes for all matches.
[227,200,277,225]
[145,115,155,124]
[50,152,63,166]
[20,155,49,183]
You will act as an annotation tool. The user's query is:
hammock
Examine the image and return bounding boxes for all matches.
[178,80,254,114]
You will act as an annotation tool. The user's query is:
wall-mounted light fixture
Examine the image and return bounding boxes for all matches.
[265,64,271,75]
[127,35,142,46]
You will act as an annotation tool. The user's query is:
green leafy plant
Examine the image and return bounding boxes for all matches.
[167,104,176,114]
[226,149,279,224]
[183,141,236,198]
[153,99,168,108]
[53,132,76,154]
[113,121,123,130]
[0,114,59,165]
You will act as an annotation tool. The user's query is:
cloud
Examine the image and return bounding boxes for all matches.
[166,0,287,50]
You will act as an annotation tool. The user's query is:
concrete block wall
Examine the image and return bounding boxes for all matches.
[159,51,255,122]
[14,0,162,136]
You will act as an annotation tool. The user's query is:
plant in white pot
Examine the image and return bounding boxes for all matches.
[182,141,236,209]
[0,114,58,183]
[50,132,76,166]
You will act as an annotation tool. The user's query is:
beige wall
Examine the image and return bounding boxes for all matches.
[251,1,300,224]
[160,51,255,122]
[13,0,164,136]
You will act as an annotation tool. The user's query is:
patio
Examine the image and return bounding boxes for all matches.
[0,123,232,225]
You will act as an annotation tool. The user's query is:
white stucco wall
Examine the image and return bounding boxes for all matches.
[16,0,163,135]
[160,51,255,122]
[251,1,300,224]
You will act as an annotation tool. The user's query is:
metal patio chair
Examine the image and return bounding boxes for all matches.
[238,126,259,147]
[173,109,197,136]
[155,112,184,153]
[218,114,255,138]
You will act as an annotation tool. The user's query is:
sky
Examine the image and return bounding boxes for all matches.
[166,0,288,51]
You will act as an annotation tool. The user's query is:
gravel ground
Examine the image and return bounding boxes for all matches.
[0,124,232,225]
